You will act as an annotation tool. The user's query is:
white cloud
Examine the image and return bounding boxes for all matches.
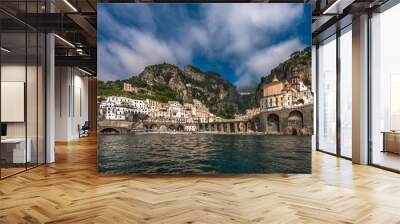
[203,4,304,56]
[187,26,210,49]
[98,3,308,86]
[235,38,306,88]
[98,35,182,81]
[98,8,189,80]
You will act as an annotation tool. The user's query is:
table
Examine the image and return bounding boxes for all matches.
[1,138,31,163]
[382,131,400,154]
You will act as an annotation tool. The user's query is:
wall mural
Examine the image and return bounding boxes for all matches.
[97,3,313,174]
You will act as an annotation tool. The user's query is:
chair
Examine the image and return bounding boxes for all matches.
[79,121,90,138]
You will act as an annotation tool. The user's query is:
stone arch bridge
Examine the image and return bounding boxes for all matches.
[98,120,133,134]
[98,104,313,135]
[142,119,251,133]
[251,104,313,135]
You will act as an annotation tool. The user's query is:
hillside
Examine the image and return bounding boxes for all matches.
[98,63,256,119]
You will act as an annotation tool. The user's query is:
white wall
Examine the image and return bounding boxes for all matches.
[1,64,42,137]
[55,67,89,141]
[55,67,69,141]
[1,63,46,164]
[71,72,89,138]
[1,64,26,138]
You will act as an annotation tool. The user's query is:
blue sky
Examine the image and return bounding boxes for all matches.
[98,3,311,89]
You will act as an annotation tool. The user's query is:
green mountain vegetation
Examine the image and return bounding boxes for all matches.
[263,47,311,85]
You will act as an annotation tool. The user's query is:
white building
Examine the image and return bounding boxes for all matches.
[105,106,132,120]
[100,96,153,120]
[168,101,185,119]
[99,96,219,123]
[184,125,197,132]
[259,74,313,111]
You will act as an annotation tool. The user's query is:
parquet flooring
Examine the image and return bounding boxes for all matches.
[1,167,26,178]
[1,135,400,223]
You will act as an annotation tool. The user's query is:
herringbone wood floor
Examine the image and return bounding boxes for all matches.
[1,135,400,224]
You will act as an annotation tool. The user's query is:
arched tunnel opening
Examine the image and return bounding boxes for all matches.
[99,128,120,134]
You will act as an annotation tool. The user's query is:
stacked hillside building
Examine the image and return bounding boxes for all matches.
[259,68,313,111]
[99,96,217,123]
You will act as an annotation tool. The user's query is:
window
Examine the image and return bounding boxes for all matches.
[317,35,337,154]
[0,2,46,179]
[370,3,400,171]
[339,26,352,158]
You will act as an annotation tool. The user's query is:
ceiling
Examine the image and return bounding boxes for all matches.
[0,0,384,75]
